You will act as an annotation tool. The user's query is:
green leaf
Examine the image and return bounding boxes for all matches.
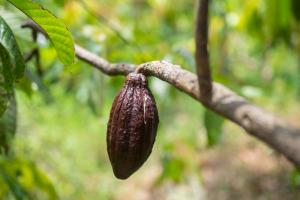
[0,16,25,79]
[265,0,292,41]
[204,109,224,147]
[0,170,30,200]
[290,168,300,187]
[0,93,17,154]
[53,0,67,7]
[0,15,24,117]
[156,154,185,184]
[8,0,75,65]
[292,0,300,21]
[0,45,14,117]
[0,156,58,200]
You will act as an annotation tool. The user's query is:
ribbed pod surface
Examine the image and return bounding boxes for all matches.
[107,72,159,179]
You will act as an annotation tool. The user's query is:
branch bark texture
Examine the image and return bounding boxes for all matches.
[22,21,300,169]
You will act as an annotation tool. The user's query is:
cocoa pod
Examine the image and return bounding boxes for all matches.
[107,72,159,179]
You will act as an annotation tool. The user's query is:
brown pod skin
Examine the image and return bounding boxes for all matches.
[107,72,159,179]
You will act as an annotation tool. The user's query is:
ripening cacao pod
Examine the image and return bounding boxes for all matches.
[107,72,159,179]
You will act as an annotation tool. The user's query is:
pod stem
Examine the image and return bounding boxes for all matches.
[135,65,143,74]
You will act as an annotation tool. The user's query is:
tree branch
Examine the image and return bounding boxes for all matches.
[75,45,135,75]
[21,20,300,169]
[195,0,212,101]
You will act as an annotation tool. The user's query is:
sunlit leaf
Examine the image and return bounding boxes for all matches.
[265,0,292,41]
[8,0,75,65]
[53,0,67,7]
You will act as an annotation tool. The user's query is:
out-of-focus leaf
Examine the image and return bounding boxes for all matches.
[156,154,185,184]
[16,74,33,97]
[24,68,53,103]
[53,0,67,7]
[204,109,224,147]
[265,0,292,42]
[290,168,300,188]
[0,170,30,200]
[241,86,262,98]
[0,156,58,200]
[292,0,300,21]
[0,93,17,154]
[0,15,25,80]
[8,0,75,65]
[76,71,104,115]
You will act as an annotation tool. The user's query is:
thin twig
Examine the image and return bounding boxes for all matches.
[31,27,43,76]
[195,0,212,101]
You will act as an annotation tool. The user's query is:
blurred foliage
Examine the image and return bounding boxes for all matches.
[0,156,58,200]
[204,109,224,147]
[290,169,300,188]
[0,0,300,199]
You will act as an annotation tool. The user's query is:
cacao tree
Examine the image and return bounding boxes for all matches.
[0,0,300,199]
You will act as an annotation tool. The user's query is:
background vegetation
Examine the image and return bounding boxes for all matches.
[0,0,300,199]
